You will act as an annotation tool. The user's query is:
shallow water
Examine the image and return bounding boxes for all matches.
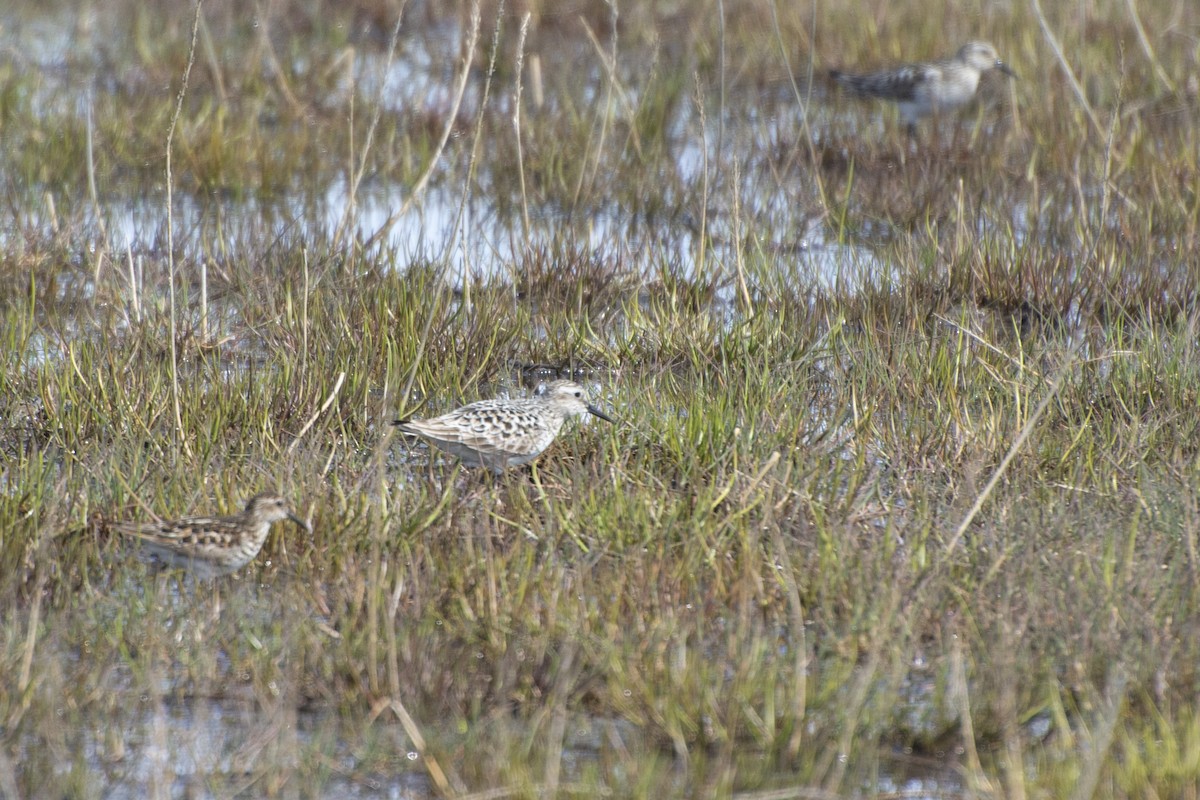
[0,2,894,303]
[27,692,969,799]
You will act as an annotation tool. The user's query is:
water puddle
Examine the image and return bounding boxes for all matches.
[1,3,896,309]
[26,692,975,799]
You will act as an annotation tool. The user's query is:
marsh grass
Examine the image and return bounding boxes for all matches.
[2,0,1200,796]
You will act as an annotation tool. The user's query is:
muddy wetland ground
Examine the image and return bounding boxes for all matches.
[2,0,1200,797]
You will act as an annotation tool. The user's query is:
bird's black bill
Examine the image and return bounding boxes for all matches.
[587,405,616,423]
[289,513,313,533]
[997,61,1016,78]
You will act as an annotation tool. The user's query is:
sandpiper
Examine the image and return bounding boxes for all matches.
[112,493,310,579]
[830,41,1015,135]
[393,379,615,473]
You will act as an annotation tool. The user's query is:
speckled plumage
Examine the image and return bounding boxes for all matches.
[393,379,615,472]
[831,41,1015,134]
[112,493,310,579]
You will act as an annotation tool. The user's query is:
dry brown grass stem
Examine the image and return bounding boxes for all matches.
[950,636,995,795]
[771,0,829,212]
[197,12,228,103]
[770,498,808,760]
[334,0,411,251]
[1068,669,1129,800]
[287,371,345,456]
[946,343,1077,555]
[693,72,710,286]
[85,101,109,282]
[1123,0,1175,93]
[256,10,304,116]
[451,0,506,312]
[577,7,643,201]
[163,0,202,460]
[363,1,480,251]
[730,160,754,316]
[123,240,141,323]
[512,12,533,242]
[387,696,460,796]
[1030,0,1104,138]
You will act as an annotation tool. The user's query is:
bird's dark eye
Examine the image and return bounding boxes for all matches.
[574,391,581,398]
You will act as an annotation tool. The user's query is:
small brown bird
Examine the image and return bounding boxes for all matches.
[112,493,310,579]
[393,379,615,473]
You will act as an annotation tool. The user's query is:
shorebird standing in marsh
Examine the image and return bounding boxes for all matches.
[392,379,615,473]
[111,493,310,580]
[830,41,1016,136]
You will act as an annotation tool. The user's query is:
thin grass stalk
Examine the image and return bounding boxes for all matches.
[946,342,1080,556]
[448,0,506,313]
[363,1,479,250]
[574,3,622,207]
[389,697,458,796]
[164,0,202,459]
[197,12,227,103]
[1029,0,1103,138]
[542,641,577,794]
[1123,0,1175,93]
[256,14,303,116]
[286,372,344,456]
[17,560,45,701]
[85,98,109,285]
[512,13,532,244]
[950,634,995,795]
[997,617,1030,800]
[817,584,899,794]
[200,256,208,341]
[333,0,410,252]
[771,0,830,212]
[124,242,140,323]
[367,546,382,697]
[693,73,709,288]
[1007,65,1024,139]
[1068,669,1129,800]
[300,249,309,381]
[730,160,753,315]
[770,503,808,760]
[715,0,726,158]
